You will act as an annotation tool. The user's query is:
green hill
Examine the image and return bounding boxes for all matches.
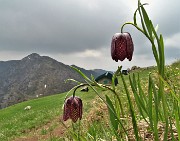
[0,87,98,141]
[0,60,179,141]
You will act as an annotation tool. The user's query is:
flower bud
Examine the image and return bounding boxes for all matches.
[111,32,134,62]
[63,96,83,123]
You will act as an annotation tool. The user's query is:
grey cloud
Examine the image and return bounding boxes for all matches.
[150,0,180,36]
[0,0,179,70]
[165,47,180,60]
[0,0,128,53]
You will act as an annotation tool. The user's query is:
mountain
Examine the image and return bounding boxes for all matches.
[93,69,112,75]
[71,65,100,79]
[0,53,106,109]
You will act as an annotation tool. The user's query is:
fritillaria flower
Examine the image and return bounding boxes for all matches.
[63,96,83,123]
[111,32,134,62]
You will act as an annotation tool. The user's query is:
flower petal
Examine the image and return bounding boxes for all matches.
[124,32,134,61]
[63,96,83,123]
[76,97,83,120]
[115,33,127,61]
[63,97,73,121]
[70,98,79,122]
[111,34,117,61]
[111,32,134,62]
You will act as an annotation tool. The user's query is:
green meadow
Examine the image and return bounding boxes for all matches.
[0,60,179,141]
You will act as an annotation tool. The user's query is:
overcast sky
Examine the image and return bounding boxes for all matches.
[0,0,179,71]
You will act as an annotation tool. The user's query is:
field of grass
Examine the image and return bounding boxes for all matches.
[0,88,97,141]
[0,60,179,141]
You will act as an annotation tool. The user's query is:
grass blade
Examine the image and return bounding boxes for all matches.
[159,35,165,76]
[129,75,149,117]
[175,108,180,141]
[141,5,152,38]
[138,0,148,35]
[105,95,119,139]
[148,74,153,128]
[159,75,180,103]
[149,74,159,140]
[138,74,147,105]
[85,80,127,136]
[71,66,92,83]
[120,72,140,140]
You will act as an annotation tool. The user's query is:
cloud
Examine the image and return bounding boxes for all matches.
[0,0,179,70]
[0,0,128,53]
[74,49,102,58]
[165,32,180,48]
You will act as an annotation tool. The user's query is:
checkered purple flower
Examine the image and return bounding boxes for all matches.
[63,96,83,123]
[111,32,134,62]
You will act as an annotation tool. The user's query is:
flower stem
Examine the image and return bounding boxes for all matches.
[121,22,160,69]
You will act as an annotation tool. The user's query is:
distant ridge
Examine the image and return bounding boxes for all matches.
[0,53,107,109]
[71,65,100,78]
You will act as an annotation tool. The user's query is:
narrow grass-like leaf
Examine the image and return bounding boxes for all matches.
[87,123,97,141]
[71,66,92,83]
[138,74,147,105]
[111,75,115,91]
[86,133,95,140]
[141,5,152,38]
[158,36,165,77]
[114,95,121,119]
[106,95,119,138]
[132,73,137,90]
[133,9,137,25]
[150,21,164,74]
[85,80,127,136]
[112,66,122,91]
[149,74,159,140]
[152,24,159,40]
[175,109,180,141]
[61,121,81,141]
[147,74,153,129]
[65,78,81,84]
[120,72,140,140]
[159,75,180,103]
[133,3,148,25]
[159,34,165,76]
[169,117,176,141]
[138,1,148,35]
[149,21,160,69]
[151,77,163,121]
[130,75,148,116]
[151,43,160,69]
[99,122,109,140]
[159,80,168,141]
[129,75,149,127]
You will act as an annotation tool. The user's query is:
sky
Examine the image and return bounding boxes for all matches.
[0,0,179,71]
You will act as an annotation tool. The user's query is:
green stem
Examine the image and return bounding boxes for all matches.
[78,120,81,141]
[120,72,140,140]
[159,79,168,140]
[73,83,89,97]
[85,80,128,136]
[72,80,125,117]
[121,22,151,47]
[113,91,125,118]
[121,22,160,72]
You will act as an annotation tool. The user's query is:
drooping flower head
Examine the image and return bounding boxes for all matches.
[111,32,134,62]
[63,96,83,123]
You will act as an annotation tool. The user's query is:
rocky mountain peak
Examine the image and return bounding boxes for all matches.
[0,53,107,109]
[22,53,41,61]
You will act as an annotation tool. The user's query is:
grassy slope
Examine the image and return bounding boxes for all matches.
[0,60,179,140]
[0,87,97,141]
[0,93,64,140]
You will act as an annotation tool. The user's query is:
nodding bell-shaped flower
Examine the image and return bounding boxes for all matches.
[63,96,83,123]
[111,32,134,62]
